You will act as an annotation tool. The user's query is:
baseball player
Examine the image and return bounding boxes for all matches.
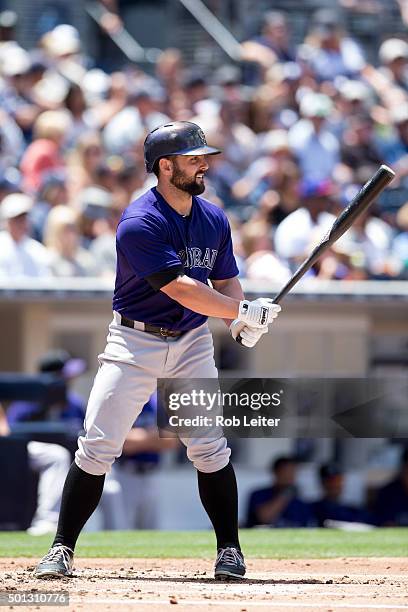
[34,121,281,581]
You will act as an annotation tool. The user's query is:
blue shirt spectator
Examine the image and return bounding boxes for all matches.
[7,349,86,432]
[246,455,314,528]
[311,463,373,526]
[373,448,408,526]
[7,393,84,428]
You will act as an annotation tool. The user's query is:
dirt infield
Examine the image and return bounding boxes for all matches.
[1,557,407,611]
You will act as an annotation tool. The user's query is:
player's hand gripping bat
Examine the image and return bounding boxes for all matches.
[237,164,395,344]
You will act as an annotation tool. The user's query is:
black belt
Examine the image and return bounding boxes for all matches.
[120,315,184,338]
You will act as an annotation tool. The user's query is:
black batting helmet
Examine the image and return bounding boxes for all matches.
[143,121,221,173]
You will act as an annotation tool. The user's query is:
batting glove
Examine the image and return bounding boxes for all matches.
[238,298,281,328]
[230,320,269,348]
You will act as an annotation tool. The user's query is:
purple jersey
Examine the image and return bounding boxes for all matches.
[113,187,239,331]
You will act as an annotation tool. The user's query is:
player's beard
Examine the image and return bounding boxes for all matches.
[170,159,206,195]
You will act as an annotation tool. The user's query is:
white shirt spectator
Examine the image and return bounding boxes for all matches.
[0,110,25,170]
[308,38,365,81]
[89,233,116,276]
[275,208,335,260]
[103,107,169,155]
[245,251,291,283]
[48,248,99,277]
[0,231,51,278]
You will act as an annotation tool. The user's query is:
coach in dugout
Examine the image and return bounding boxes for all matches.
[312,463,373,527]
[373,448,408,526]
[246,455,314,528]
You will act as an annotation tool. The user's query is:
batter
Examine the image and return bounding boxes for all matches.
[34,121,281,581]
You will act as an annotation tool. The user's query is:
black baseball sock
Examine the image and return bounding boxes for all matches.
[53,462,105,551]
[197,461,240,551]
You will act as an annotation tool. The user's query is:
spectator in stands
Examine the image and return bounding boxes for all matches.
[332,203,395,279]
[89,202,123,278]
[240,220,291,283]
[289,92,340,182]
[0,403,71,535]
[20,111,71,193]
[0,193,50,278]
[392,202,408,277]
[253,11,295,63]
[40,24,87,85]
[93,159,118,195]
[67,131,105,201]
[182,69,210,113]
[0,108,25,172]
[336,79,373,122]
[378,38,408,94]
[79,69,123,131]
[246,456,314,528]
[7,349,86,432]
[373,447,408,526]
[240,11,295,81]
[0,10,18,45]
[379,105,408,186]
[63,83,98,147]
[155,47,184,96]
[0,170,19,203]
[212,97,257,172]
[232,130,299,220]
[30,172,68,243]
[43,205,100,277]
[300,9,365,81]
[115,157,145,204]
[0,43,40,141]
[312,463,373,526]
[77,185,114,248]
[340,113,383,176]
[103,87,169,155]
[274,179,336,268]
[256,61,302,128]
[206,144,242,212]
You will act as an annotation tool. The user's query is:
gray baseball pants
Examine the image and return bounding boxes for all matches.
[75,313,230,475]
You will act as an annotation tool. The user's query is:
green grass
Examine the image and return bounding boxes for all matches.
[0,529,407,559]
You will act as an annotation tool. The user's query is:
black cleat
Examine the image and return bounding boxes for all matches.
[214,546,246,580]
[34,544,74,579]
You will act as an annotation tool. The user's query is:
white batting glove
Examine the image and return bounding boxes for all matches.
[230,320,268,348]
[238,298,281,328]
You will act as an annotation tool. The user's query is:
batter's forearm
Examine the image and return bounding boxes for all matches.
[212,277,245,327]
[161,275,241,320]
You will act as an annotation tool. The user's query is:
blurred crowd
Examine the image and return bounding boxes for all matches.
[1,7,408,281]
[246,452,408,528]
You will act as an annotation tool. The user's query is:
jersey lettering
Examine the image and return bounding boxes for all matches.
[179,247,218,270]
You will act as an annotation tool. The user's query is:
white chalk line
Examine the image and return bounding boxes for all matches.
[69,598,408,609]
[65,585,404,597]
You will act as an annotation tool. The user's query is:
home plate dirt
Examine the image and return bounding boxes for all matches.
[1,558,408,611]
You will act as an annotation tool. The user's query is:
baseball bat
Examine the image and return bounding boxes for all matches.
[237,164,395,343]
